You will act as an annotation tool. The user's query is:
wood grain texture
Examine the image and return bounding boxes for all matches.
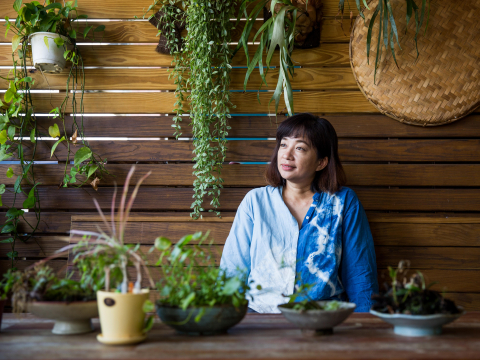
[69,219,480,247]
[0,0,355,19]
[2,19,351,44]
[0,43,351,67]
[3,187,480,212]
[0,67,357,91]
[2,164,480,187]
[21,139,480,162]
[22,91,376,114]
[30,114,480,138]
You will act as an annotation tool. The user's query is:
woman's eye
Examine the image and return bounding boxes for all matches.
[280,143,286,147]
[297,147,305,151]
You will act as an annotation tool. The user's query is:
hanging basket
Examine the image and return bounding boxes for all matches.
[350,0,480,126]
[28,32,68,74]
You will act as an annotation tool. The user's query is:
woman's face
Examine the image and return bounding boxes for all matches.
[277,136,327,185]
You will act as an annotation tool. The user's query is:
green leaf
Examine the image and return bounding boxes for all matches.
[0,184,5,195]
[69,29,76,39]
[22,187,36,209]
[142,300,155,313]
[0,238,14,244]
[12,34,21,52]
[180,292,195,310]
[50,136,65,157]
[2,224,15,233]
[43,36,49,50]
[143,315,154,332]
[6,167,13,178]
[7,251,18,259]
[13,0,22,13]
[221,277,242,296]
[6,208,23,218]
[48,123,60,138]
[0,130,7,145]
[87,164,98,179]
[7,126,15,141]
[94,25,105,32]
[83,25,93,39]
[30,129,35,143]
[54,37,64,47]
[154,237,172,250]
[73,147,92,166]
[0,148,13,162]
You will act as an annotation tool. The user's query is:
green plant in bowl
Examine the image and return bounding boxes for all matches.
[150,232,254,335]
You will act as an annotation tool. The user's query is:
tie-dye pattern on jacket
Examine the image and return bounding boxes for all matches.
[220,185,378,313]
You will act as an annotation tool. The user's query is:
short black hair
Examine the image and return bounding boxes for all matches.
[265,113,346,194]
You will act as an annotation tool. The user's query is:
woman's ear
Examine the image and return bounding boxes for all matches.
[316,157,328,172]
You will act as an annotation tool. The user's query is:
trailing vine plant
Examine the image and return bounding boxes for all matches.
[1,0,108,269]
[141,0,236,219]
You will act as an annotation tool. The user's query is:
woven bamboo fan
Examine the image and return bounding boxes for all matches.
[350,0,480,126]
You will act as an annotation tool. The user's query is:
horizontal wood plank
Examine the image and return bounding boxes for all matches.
[0,43,351,67]
[3,187,480,212]
[31,114,480,138]
[0,0,355,20]
[70,218,480,247]
[2,164,480,187]
[20,91,375,114]
[0,67,357,91]
[21,139,480,162]
[2,19,351,44]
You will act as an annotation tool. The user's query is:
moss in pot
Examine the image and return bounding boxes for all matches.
[370,260,465,336]
[6,264,100,335]
[277,283,356,335]
[148,233,252,335]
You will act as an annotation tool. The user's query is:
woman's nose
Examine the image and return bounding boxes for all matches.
[282,146,294,159]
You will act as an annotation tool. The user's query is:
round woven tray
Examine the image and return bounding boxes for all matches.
[350,0,480,126]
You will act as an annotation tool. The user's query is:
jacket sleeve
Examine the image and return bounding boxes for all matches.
[220,195,254,280]
[340,198,378,312]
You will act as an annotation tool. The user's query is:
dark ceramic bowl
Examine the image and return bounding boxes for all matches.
[156,303,247,335]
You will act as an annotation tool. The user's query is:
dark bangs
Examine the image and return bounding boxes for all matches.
[265,113,346,194]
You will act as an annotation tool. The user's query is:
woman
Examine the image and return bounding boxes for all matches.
[220,113,378,313]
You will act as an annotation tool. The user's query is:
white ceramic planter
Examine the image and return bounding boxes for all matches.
[27,301,98,335]
[96,290,150,345]
[28,32,68,73]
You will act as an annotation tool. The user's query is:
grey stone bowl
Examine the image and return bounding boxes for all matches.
[28,301,98,335]
[278,301,356,334]
[155,303,247,335]
[370,307,466,336]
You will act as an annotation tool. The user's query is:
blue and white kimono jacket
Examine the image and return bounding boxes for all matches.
[220,185,378,313]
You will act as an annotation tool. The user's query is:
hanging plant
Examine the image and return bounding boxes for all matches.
[141,0,235,219]
[235,0,323,116]
[339,0,430,83]
[1,0,108,269]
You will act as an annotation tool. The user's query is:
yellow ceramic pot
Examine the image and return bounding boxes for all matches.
[96,289,150,345]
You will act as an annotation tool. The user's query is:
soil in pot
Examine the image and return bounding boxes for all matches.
[156,303,247,336]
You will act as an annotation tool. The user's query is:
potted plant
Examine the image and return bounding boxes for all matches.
[370,260,465,336]
[150,232,252,335]
[1,1,108,272]
[69,166,156,345]
[277,283,356,334]
[6,1,104,73]
[4,263,100,335]
[0,268,19,331]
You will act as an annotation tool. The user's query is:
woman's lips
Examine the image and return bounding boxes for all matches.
[281,164,296,171]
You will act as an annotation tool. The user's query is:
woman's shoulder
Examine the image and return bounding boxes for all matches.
[244,185,279,203]
[329,186,362,213]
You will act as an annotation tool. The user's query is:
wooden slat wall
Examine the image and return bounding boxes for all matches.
[1,0,480,311]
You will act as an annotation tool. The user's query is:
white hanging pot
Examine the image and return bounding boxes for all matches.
[28,32,69,74]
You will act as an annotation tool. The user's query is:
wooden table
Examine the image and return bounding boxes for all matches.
[2,312,480,360]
